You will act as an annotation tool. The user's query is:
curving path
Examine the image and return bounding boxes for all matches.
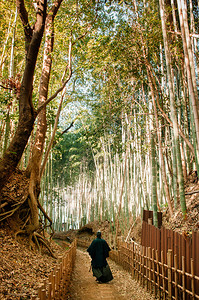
[66,249,154,300]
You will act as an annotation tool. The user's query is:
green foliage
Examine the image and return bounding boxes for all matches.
[52,122,95,185]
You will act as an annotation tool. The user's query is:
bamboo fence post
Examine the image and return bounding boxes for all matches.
[62,257,64,271]
[152,248,156,295]
[139,246,142,284]
[60,263,63,279]
[52,274,55,299]
[64,256,68,276]
[41,289,46,300]
[48,282,52,300]
[142,246,145,288]
[137,245,140,282]
[145,247,148,290]
[58,267,61,287]
[135,244,138,281]
[55,270,59,291]
[144,246,147,288]
[64,253,68,269]
[174,254,178,299]
[182,256,186,300]
[57,268,61,299]
[161,251,166,300]
[167,249,172,299]
[38,285,44,299]
[43,279,47,291]
[137,246,140,282]
[191,258,195,299]
[155,250,160,299]
[148,247,152,293]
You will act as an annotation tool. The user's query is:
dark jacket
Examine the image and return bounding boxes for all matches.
[87,237,111,268]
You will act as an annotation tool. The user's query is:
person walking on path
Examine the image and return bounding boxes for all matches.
[87,231,113,283]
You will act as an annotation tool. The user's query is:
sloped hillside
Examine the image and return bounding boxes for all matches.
[0,222,67,300]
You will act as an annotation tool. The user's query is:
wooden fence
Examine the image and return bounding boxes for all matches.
[109,237,199,300]
[31,239,77,300]
[141,221,199,299]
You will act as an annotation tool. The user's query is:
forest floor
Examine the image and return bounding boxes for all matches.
[67,248,154,300]
[0,224,66,300]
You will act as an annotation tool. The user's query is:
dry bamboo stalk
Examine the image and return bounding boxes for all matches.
[148,247,152,292]
[60,263,63,278]
[140,246,143,287]
[167,249,172,299]
[48,282,52,300]
[145,246,148,288]
[139,247,142,284]
[57,268,60,286]
[155,250,160,298]
[137,245,140,281]
[135,244,138,281]
[182,256,186,300]
[52,274,55,298]
[38,285,44,299]
[40,289,46,300]
[191,258,195,298]
[55,270,59,290]
[152,248,156,295]
[161,251,166,300]
[174,254,178,299]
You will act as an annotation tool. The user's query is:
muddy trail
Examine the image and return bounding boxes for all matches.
[67,248,153,300]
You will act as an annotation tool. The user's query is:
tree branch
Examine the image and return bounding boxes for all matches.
[16,0,33,39]
[61,121,74,135]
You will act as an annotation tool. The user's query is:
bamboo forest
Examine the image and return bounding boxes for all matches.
[0,0,199,299]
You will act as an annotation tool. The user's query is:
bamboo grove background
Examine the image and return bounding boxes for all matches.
[0,0,198,233]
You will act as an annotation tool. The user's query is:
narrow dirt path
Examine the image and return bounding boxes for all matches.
[66,248,154,300]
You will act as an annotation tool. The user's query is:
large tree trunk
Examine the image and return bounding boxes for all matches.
[0,0,47,192]
[25,0,63,234]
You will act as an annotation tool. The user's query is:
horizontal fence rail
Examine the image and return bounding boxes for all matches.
[31,239,77,300]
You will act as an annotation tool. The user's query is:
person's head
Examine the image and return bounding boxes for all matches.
[97,231,101,238]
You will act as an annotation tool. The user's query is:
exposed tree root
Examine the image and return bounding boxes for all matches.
[33,232,41,253]
[0,202,8,210]
[15,230,26,239]
[15,227,57,257]
[0,170,57,258]
[34,232,57,258]
[0,203,24,222]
